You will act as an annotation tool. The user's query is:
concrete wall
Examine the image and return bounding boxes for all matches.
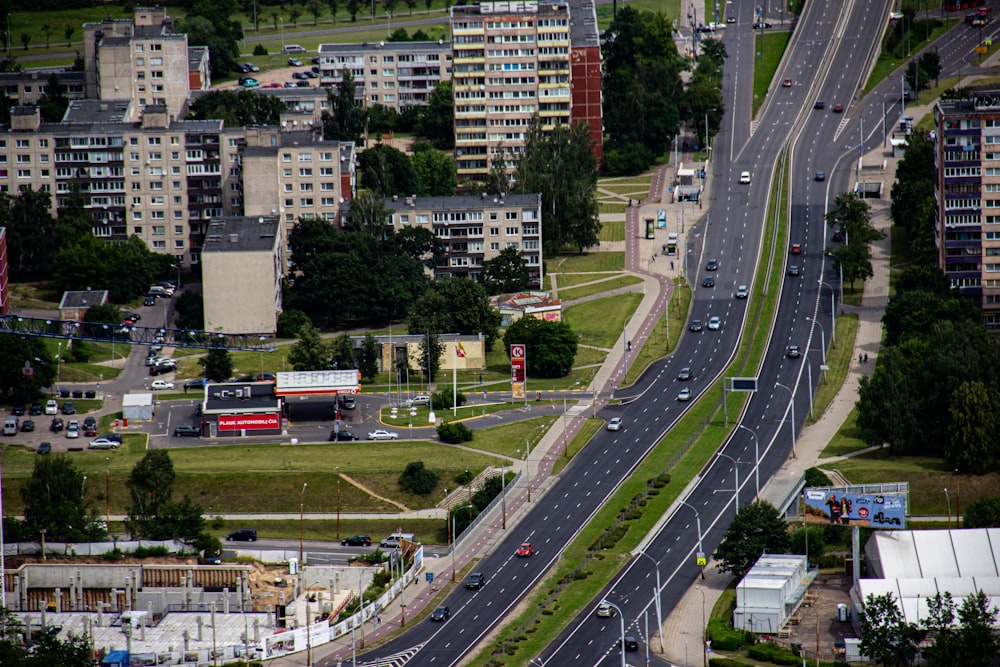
[202,247,281,334]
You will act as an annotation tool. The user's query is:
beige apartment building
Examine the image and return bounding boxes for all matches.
[317,40,452,110]
[201,216,283,334]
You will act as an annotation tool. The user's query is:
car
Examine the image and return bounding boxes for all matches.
[292,71,309,79]
[623,636,639,652]
[677,388,692,402]
[735,285,749,299]
[20,420,35,432]
[831,230,844,242]
[240,78,260,88]
[368,429,399,440]
[61,402,76,415]
[706,258,719,271]
[465,572,485,589]
[236,63,251,73]
[677,367,692,381]
[50,418,64,432]
[312,56,321,64]
[284,44,307,53]
[782,77,792,87]
[739,171,751,184]
[787,265,800,276]
[516,542,534,557]
[244,63,259,72]
[330,430,360,441]
[407,394,432,407]
[689,319,703,332]
[341,396,356,409]
[815,171,825,181]
[37,442,51,455]
[607,417,623,431]
[596,601,616,618]
[226,529,258,542]
[29,403,43,415]
[814,100,825,110]
[310,65,320,74]
[341,534,372,546]
[702,275,715,288]
[430,605,450,621]
[786,345,801,359]
[790,243,802,254]
[708,316,721,331]
[11,405,24,416]
[144,295,156,306]
[150,380,175,390]
[44,400,58,415]
[753,21,772,28]
[185,379,207,389]
[88,437,120,449]
[726,15,736,23]
[145,355,166,367]
[287,57,303,66]
[295,79,310,87]
[122,311,141,322]
[303,70,318,78]
[264,82,283,88]
[832,103,844,113]
[150,363,175,376]
[284,81,299,88]
[174,424,201,437]
[66,420,80,438]
[97,433,123,444]
[256,372,276,382]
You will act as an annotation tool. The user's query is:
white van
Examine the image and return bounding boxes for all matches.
[4,416,19,435]
[283,44,307,54]
[380,532,415,548]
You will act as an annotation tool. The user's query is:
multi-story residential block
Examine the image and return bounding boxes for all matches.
[82,6,209,121]
[346,193,543,285]
[449,0,601,179]
[317,41,453,110]
[0,70,86,108]
[201,216,283,334]
[934,89,1000,325]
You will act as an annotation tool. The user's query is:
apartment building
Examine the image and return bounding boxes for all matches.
[449,0,601,179]
[934,88,1000,326]
[317,41,453,110]
[0,70,86,108]
[82,6,209,121]
[201,216,283,334]
[359,193,543,285]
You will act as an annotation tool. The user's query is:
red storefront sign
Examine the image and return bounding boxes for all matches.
[218,413,280,431]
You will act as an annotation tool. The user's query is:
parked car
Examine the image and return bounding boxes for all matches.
[367,429,399,440]
[88,437,120,450]
[50,418,64,432]
[36,442,51,455]
[185,379,208,389]
[61,401,76,415]
[430,605,450,621]
[292,71,309,80]
[66,420,80,438]
[341,396,356,409]
[122,310,141,322]
[20,419,35,432]
[174,425,201,437]
[45,400,58,415]
[11,405,24,416]
[144,295,157,306]
[226,529,258,542]
[341,534,371,546]
[150,380,175,390]
[831,230,844,242]
[240,77,259,88]
[236,63,252,73]
[516,542,534,557]
[465,572,486,589]
[330,430,360,441]
[287,57,303,66]
[97,433,123,444]
[606,417,623,431]
[407,394,432,407]
[29,403,43,415]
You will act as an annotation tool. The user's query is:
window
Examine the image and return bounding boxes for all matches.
[282,153,292,162]
[15,139,29,148]
[320,182,335,191]
[16,169,30,178]
[490,242,499,250]
[152,226,166,235]
[300,198,314,206]
[172,181,182,189]
[298,153,312,162]
[148,137,161,146]
[300,183,313,192]
[321,197,336,206]
[299,168,313,177]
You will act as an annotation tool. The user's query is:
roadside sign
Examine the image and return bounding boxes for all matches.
[696,552,707,566]
[425,572,434,583]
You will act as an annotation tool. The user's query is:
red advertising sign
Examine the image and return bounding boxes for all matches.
[510,344,526,399]
[218,413,281,431]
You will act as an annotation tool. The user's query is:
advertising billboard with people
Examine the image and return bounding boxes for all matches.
[802,487,907,528]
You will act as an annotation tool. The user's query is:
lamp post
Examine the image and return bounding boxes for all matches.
[56,341,62,390]
[280,18,285,52]
[336,467,341,540]
[698,586,708,667]
[944,488,952,529]
[716,452,741,512]
[299,482,307,564]
[820,276,840,329]
[525,438,532,502]
[805,316,826,364]
[678,500,705,579]
[451,503,475,580]
[602,599,627,667]
[774,382,796,458]
[82,475,87,499]
[501,459,507,530]
[737,424,760,498]
[704,108,717,155]
[105,458,111,529]
[636,550,665,654]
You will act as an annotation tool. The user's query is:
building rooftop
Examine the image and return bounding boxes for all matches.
[59,290,109,310]
[202,217,281,254]
[0,69,84,84]
[62,99,133,123]
[318,40,451,54]
[569,0,600,48]
[451,2,570,18]
[204,382,279,412]
[372,193,542,212]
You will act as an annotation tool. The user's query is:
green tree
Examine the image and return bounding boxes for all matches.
[411,141,457,196]
[408,276,502,350]
[21,455,102,543]
[188,89,287,126]
[63,25,74,48]
[326,0,340,22]
[37,72,69,123]
[41,24,51,49]
[0,334,56,402]
[85,303,121,324]
[199,349,234,383]
[922,592,958,667]
[306,0,324,24]
[288,323,331,371]
[126,450,177,539]
[890,134,936,265]
[346,0,361,21]
[420,80,454,148]
[329,333,356,369]
[713,500,789,578]
[398,461,438,495]
[387,225,445,268]
[288,6,303,26]
[0,187,57,279]
[405,0,417,14]
[882,287,980,346]
[826,192,883,291]
[19,32,28,51]
[514,117,601,254]
[342,190,389,238]
[384,0,399,16]
[146,496,207,543]
[180,12,240,79]
[502,316,577,377]
[485,146,510,196]
[858,592,922,667]
[0,610,92,666]
[359,143,416,196]
[963,496,1000,528]
[419,331,444,382]
[954,589,1000,665]
[946,381,1000,474]
[322,70,366,143]
[277,309,312,338]
[358,333,380,382]
[481,246,532,294]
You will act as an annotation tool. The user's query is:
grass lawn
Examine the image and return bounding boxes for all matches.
[624,278,692,385]
[551,418,603,475]
[598,220,625,242]
[563,293,644,349]
[752,31,792,117]
[598,202,628,215]
[558,275,643,301]
[547,252,625,273]
[556,271,624,289]
[9,282,61,310]
[469,415,559,459]
[818,408,870,459]
[803,313,858,426]
[379,401,557,427]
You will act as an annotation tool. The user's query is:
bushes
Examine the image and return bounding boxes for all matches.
[707,618,751,651]
[437,422,473,444]
[431,390,467,411]
[277,309,311,339]
[398,461,438,495]
[748,642,800,665]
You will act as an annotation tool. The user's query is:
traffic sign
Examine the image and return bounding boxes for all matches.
[696,552,707,566]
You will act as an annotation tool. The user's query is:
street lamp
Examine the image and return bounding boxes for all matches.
[336,467,341,540]
[56,341,62,391]
[698,586,708,667]
[716,452,741,512]
[944,488,952,529]
[82,475,87,498]
[820,275,840,329]
[774,382,796,458]
[737,424,760,498]
[678,500,706,579]
[602,599,627,667]
[636,550,665,654]
[299,482,307,564]
[525,438,533,502]
[451,503,475,580]
[805,316,826,365]
[704,108,717,155]
[501,459,508,530]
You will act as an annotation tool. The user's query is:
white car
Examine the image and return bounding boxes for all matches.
[150,380,175,390]
[44,400,58,415]
[406,394,431,407]
[739,171,751,184]
[708,316,721,331]
[66,420,80,438]
[735,285,749,299]
[677,388,692,402]
[88,437,120,450]
[607,417,624,431]
[367,429,399,440]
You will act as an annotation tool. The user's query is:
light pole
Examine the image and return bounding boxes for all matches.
[299,482,307,564]
[56,341,62,390]
[525,438,532,502]
[820,276,840,329]
[704,108,717,155]
[737,424,760,498]
[774,382,796,458]
[602,599,627,667]
[451,503,475,580]
[805,316,826,365]
[105,458,111,528]
[698,586,708,667]
[501,460,507,530]
[336,467,341,540]
[678,500,705,579]
[944,488,951,529]
[82,475,87,498]
[636,550,665,654]
[716,452,741,512]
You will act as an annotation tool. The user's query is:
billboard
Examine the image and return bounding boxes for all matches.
[803,487,907,528]
[510,343,526,399]
[218,413,281,431]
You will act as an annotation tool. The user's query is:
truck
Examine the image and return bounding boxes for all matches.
[966,6,991,26]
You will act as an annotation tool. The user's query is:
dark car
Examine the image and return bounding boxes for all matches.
[706,258,719,271]
[787,265,800,276]
[21,420,35,432]
[295,79,310,87]
[50,418,64,432]
[815,171,825,181]
[226,529,258,542]
[236,63,251,73]
[677,367,692,381]
[174,424,201,437]
[29,403,43,415]
[623,636,639,652]
[330,430,360,441]
[753,21,772,28]
[465,572,485,589]
[149,363,175,376]
[786,345,801,359]
[292,71,309,80]
[832,103,844,113]
[689,319,703,332]
[303,70,318,78]
[831,230,844,242]
[61,402,76,415]
[814,100,825,110]
[144,295,157,306]
[185,379,207,389]
[702,275,715,288]
[37,442,51,455]
[341,534,371,546]
[430,606,450,621]
[255,373,276,382]
[122,311,141,322]
[11,405,25,416]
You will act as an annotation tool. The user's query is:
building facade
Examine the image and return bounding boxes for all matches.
[200,216,283,334]
[317,41,453,110]
[934,89,1000,325]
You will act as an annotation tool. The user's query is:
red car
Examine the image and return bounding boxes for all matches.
[790,243,802,255]
[832,103,844,113]
[516,542,534,557]
[783,77,792,87]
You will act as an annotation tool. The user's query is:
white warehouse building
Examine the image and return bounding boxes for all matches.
[734,554,816,634]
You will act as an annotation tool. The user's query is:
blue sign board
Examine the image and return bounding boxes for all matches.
[803,489,906,528]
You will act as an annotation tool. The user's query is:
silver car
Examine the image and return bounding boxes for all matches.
[367,430,399,440]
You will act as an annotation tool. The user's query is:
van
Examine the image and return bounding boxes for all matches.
[283,44,307,54]
[226,529,258,542]
[4,416,19,435]
[380,532,415,548]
